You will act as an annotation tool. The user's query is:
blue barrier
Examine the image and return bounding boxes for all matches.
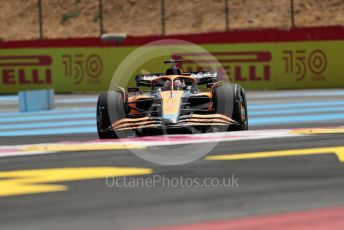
[18,89,54,112]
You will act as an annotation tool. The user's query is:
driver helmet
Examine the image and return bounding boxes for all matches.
[163,80,172,90]
[173,80,183,90]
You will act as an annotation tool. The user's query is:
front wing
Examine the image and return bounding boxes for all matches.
[109,114,238,131]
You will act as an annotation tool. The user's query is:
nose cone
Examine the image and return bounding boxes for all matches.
[160,91,184,124]
[162,115,178,124]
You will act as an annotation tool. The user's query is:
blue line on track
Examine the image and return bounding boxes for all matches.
[55,98,97,103]
[0,119,94,130]
[249,113,344,126]
[0,126,97,137]
[249,106,344,116]
[0,96,17,101]
[248,101,344,110]
[0,108,94,118]
[0,96,97,103]
[248,90,344,98]
[0,113,94,123]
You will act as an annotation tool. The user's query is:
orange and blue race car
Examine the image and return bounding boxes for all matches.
[96,60,248,139]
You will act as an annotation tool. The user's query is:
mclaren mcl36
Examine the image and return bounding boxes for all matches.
[96,60,248,139]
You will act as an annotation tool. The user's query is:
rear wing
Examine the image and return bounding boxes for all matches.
[187,72,218,85]
[135,74,161,87]
[135,71,218,87]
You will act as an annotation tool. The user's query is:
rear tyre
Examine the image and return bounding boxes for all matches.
[96,91,125,139]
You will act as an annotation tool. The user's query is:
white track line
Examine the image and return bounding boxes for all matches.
[0,129,306,158]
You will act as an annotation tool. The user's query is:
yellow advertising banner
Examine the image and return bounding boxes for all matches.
[0,40,343,93]
[196,41,344,89]
[0,47,133,93]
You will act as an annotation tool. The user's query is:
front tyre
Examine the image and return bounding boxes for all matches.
[232,84,248,130]
[96,91,125,139]
[213,82,248,131]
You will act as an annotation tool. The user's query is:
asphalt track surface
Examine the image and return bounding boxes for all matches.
[1,89,344,230]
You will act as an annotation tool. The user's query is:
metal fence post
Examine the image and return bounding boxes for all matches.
[161,0,166,35]
[290,0,295,28]
[225,0,229,31]
[38,0,43,39]
[99,0,104,35]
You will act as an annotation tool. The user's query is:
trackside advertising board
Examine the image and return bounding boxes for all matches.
[0,27,343,93]
[0,47,136,93]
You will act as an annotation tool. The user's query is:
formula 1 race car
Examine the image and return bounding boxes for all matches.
[96,60,248,139]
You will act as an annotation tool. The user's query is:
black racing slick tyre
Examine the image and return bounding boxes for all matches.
[96,91,125,139]
[231,84,248,130]
[213,82,233,118]
[213,82,248,131]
